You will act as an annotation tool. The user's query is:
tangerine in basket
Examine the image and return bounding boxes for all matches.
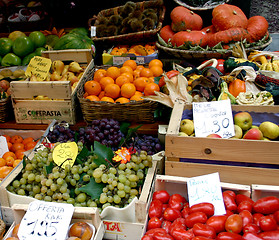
[134,77,149,92]
[15,149,25,159]
[25,141,37,150]
[84,80,101,96]
[120,72,133,83]
[100,96,115,103]
[13,159,22,168]
[144,82,160,96]
[104,83,120,99]
[0,158,6,167]
[11,142,25,152]
[133,69,141,79]
[0,166,13,179]
[98,91,105,99]
[123,59,137,70]
[150,66,163,77]
[120,65,134,75]
[2,151,16,160]
[115,75,130,87]
[140,68,153,78]
[115,97,130,103]
[106,66,121,80]
[99,77,114,90]
[93,69,106,82]
[85,95,100,102]
[10,135,23,144]
[22,137,34,145]
[3,134,11,142]
[130,94,144,101]
[69,222,93,240]
[148,59,163,68]
[5,156,15,166]
[121,83,136,98]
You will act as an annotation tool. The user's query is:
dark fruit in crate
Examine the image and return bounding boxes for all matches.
[69,222,93,240]
[47,121,75,143]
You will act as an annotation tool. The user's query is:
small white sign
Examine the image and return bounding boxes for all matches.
[193,99,235,138]
[0,136,9,158]
[187,172,226,216]
[18,200,74,240]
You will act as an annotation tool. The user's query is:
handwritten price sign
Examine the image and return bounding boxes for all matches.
[53,142,78,169]
[0,136,9,158]
[193,99,235,138]
[18,200,74,240]
[187,172,226,216]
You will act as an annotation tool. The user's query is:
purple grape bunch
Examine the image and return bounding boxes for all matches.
[78,118,123,149]
[47,122,76,143]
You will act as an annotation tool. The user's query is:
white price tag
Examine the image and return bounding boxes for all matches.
[91,26,96,37]
[187,172,226,216]
[193,99,235,138]
[18,200,74,240]
[0,136,9,158]
[136,57,145,65]
[113,57,130,65]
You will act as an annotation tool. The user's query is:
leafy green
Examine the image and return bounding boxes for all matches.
[45,162,54,175]
[78,177,105,200]
[119,124,143,147]
[93,141,114,167]
[75,145,90,165]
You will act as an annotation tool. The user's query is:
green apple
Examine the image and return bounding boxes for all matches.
[259,121,279,140]
[178,132,188,137]
[180,119,194,136]
[234,112,253,131]
[233,124,243,139]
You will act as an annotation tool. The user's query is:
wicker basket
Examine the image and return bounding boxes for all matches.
[77,66,158,123]
[156,37,273,60]
[173,0,230,10]
[89,0,166,44]
[0,96,13,123]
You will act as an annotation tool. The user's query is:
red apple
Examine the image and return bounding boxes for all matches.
[234,112,253,131]
[206,134,222,138]
[243,128,263,140]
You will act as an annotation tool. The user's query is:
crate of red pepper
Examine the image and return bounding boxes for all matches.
[141,175,279,240]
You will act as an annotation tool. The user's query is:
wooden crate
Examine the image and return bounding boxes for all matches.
[10,49,94,125]
[2,204,104,240]
[140,174,251,238]
[165,100,279,185]
[251,184,279,201]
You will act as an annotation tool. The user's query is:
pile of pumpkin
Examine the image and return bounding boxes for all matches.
[159,4,269,49]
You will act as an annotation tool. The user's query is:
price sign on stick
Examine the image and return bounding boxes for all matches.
[18,200,74,240]
[25,56,52,81]
[0,136,9,158]
[193,99,235,138]
[187,172,226,216]
[53,142,78,168]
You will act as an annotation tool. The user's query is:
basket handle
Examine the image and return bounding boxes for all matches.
[88,15,97,27]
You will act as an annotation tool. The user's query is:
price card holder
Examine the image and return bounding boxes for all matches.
[18,200,74,240]
[0,136,9,158]
[53,142,78,169]
[193,99,235,138]
[25,56,52,81]
[187,172,226,216]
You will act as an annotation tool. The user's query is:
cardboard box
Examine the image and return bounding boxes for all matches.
[165,101,279,185]
[2,204,105,240]
[10,49,94,125]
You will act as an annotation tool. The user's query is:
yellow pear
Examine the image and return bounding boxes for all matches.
[50,71,62,81]
[68,61,83,73]
[52,60,64,75]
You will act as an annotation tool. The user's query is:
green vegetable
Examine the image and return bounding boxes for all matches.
[224,58,259,73]
[69,27,90,36]
[218,81,236,104]
[45,35,60,48]
[1,53,21,66]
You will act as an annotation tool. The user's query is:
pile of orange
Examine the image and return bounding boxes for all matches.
[83,59,163,103]
[110,43,156,56]
[0,135,37,180]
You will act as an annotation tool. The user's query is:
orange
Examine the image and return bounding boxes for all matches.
[120,65,134,75]
[86,95,100,101]
[148,59,163,68]
[25,141,37,151]
[0,158,6,167]
[98,91,105,99]
[22,137,34,146]
[106,66,121,80]
[100,96,115,103]
[115,75,130,87]
[134,91,143,96]
[15,149,25,159]
[2,151,16,160]
[10,135,23,144]
[150,66,163,77]
[115,97,130,103]
[3,134,11,142]
[130,94,144,101]
[11,142,25,152]
[5,156,15,166]
[134,77,149,92]
[121,83,136,98]
[99,77,114,90]
[104,83,120,99]
[123,59,137,70]
[7,142,13,150]
[93,69,107,82]
[144,82,160,96]
[0,166,14,179]
[13,159,22,168]
[84,80,102,96]
[133,69,141,79]
[121,72,133,82]
[140,68,153,78]
[83,92,89,98]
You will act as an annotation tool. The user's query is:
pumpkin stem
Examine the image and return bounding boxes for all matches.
[233,10,237,15]
[190,11,194,15]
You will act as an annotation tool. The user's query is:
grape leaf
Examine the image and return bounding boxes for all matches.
[75,145,89,164]
[93,141,114,166]
[45,161,54,175]
[119,124,143,147]
[78,177,105,200]
[120,122,131,136]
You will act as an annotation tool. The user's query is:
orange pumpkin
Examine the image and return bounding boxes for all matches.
[228,79,246,97]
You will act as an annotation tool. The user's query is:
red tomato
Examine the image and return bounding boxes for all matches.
[225,214,243,234]
[181,206,190,219]
[242,232,263,240]
[259,215,278,232]
[192,237,213,240]
[237,201,253,213]
[254,213,265,227]
[142,235,154,240]
[239,210,253,227]
[185,211,208,228]
[189,202,215,217]
[258,230,279,239]
[223,191,237,212]
[170,227,195,240]
[158,70,179,88]
[253,196,279,215]
[224,190,236,199]
[243,223,261,234]
[192,222,216,239]
[145,228,167,237]
[162,204,169,214]
[153,231,174,240]
[273,210,279,224]
[153,190,170,204]
[206,215,228,233]
[235,194,254,206]
[162,220,172,234]
[149,200,163,218]
[148,217,163,230]
[216,231,242,240]
[169,218,187,232]
[163,208,182,222]
[168,194,186,211]
[225,210,234,217]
